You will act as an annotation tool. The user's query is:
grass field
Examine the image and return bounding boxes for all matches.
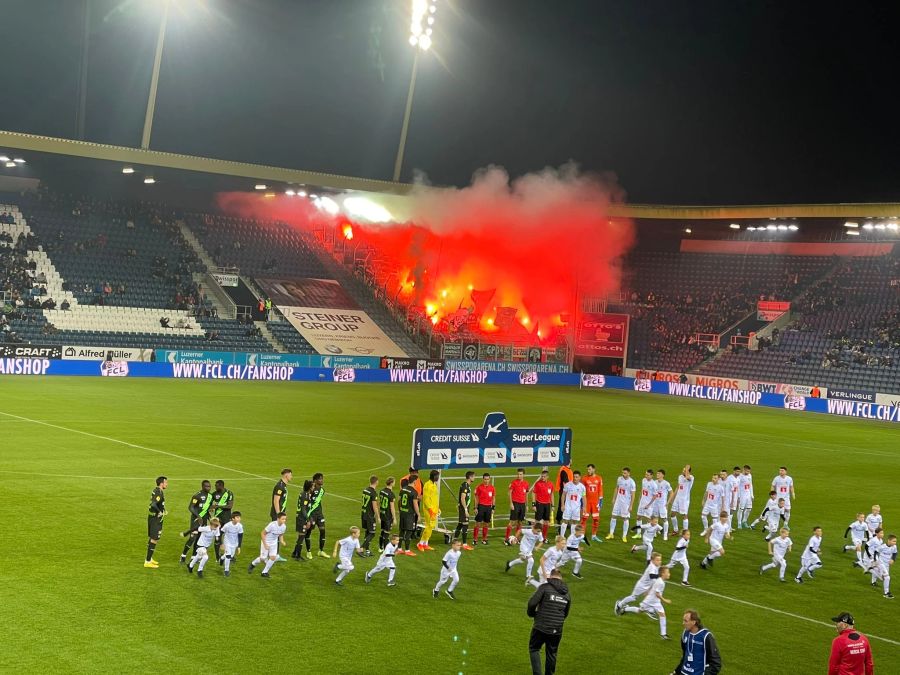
[1,376,898,674]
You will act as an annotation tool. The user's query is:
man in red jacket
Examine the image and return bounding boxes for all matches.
[829,612,874,675]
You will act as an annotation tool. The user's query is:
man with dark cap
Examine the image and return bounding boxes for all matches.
[828,612,874,675]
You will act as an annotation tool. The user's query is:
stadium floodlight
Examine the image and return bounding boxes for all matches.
[777,225,788,231]
[255,184,267,191]
[12,158,25,164]
[746,226,756,231]
[729,223,740,230]
[122,166,135,174]
[888,222,899,231]
[297,190,308,198]
[394,1,436,181]
[862,223,874,230]
[0,155,9,162]
[144,176,156,184]
[4,161,15,168]
[684,228,692,234]
[788,225,799,231]
[874,223,886,230]
[843,221,858,228]
[285,189,296,196]
[766,224,777,231]
[847,230,860,236]
[343,196,393,223]
[315,196,340,216]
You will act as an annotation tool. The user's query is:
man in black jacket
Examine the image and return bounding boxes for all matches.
[671,609,722,675]
[526,568,571,675]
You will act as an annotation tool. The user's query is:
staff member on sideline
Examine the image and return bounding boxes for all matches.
[671,609,722,675]
[829,612,874,675]
[526,567,571,675]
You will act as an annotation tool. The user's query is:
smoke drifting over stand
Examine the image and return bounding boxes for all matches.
[217,164,634,345]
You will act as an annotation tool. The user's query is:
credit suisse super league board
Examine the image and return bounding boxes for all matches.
[412,412,572,470]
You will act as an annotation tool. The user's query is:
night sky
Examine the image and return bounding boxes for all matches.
[2,0,899,204]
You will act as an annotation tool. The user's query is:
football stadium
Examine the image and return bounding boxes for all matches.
[2,2,899,674]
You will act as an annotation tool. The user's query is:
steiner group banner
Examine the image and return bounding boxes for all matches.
[258,277,407,357]
[574,312,629,358]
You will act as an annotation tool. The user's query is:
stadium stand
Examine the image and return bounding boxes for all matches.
[619,251,836,372]
[694,252,900,392]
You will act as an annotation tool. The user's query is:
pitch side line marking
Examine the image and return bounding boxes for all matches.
[0,469,267,481]
[582,558,900,647]
[0,412,363,503]
[688,424,896,458]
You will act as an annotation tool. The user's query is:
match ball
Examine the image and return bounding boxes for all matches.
[507,535,519,546]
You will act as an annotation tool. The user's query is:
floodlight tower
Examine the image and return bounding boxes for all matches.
[141,0,172,150]
[392,0,436,182]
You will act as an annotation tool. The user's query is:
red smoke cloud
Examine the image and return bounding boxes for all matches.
[217,164,634,345]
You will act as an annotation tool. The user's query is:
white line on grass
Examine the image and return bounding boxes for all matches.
[581,558,900,647]
[0,469,267,481]
[689,424,897,458]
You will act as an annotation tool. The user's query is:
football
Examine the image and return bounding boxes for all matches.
[507,535,519,546]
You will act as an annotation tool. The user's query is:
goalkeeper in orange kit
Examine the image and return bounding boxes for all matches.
[418,470,441,551]
[581,464,604,542]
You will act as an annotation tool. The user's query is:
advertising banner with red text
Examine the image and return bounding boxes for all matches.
[575,313,629,358]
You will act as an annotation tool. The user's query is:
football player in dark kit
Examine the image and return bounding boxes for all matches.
[361,475,380,555]
[144,476,167,568]
[454,471,476,550]
[212,479,234,562]
[378,477,396,551]
[271,468,292,562]
[291,480,313,560]
[180,479,212,564]
[398,477,420,555]
[304,472,329,559]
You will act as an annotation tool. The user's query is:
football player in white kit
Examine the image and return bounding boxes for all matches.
[866,505,883,538]
[332,526,363,585]
[248,513,287,578]
[506,522,545,581]
[621,566,672,639]
[366,533,400,586]
[759,527,792,581]
[652,469,674,540]
[631,516,663,562]
[870,533,896,599]
[666,529,691,586]
[434,539,463,599]
[749,491,783,540]
[633,470,658,539]
[795,526,823,583]
[606,467,637,543]
[560,471,586,538]
[700,512,731,569]
[187,517,221,578]
[559,524,587,579]
[736,465,754,529]
[726,467,741,529]
[844,513,869,567]
[700,474,725,532]
[670,465,694,534]
[771,467,795,527]
[615,551,663,614]
[529,536,567,589]
[220,512,243,577]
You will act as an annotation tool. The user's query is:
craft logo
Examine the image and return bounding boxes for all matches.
[519,371,538,385]
[581,373,606,388]
[332,367,356,382]
[633,378,652,392]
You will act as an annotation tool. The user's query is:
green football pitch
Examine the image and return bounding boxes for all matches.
[1,376,898,673]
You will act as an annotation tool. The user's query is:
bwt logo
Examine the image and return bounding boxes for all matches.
[633,378,652,392]
[519,371,538,385]
[332,368,356,382]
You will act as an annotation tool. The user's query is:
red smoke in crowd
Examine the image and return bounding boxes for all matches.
[217,164,634,345]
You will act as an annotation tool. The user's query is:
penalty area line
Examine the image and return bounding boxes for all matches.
[581,558,900,647]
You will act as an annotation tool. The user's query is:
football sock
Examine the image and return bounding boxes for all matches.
[701,515,709,531]
[505,525,512,539]
[224,555,232,572]
[622,520,630,538]
[559,523,568,537]
[592,517,600,535]
[304,533,312,552]
[146,541,156,562]
[448,577,458,592]
[363,532,374,551]
[682,518,689,530]
[387,568,395,583]
[262,559,275,574]
[662,521,669,539]
[623,606,639,614]
[526,557,535,576]
[198,554,208,571]
[542,523,549,539]
[671,516,679,532]
[509,558,524,568]
[460,524,468,544]
[659,615,667,635]
[319,530,326,551]
[574,559,583,574]
[608,519,616,536]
